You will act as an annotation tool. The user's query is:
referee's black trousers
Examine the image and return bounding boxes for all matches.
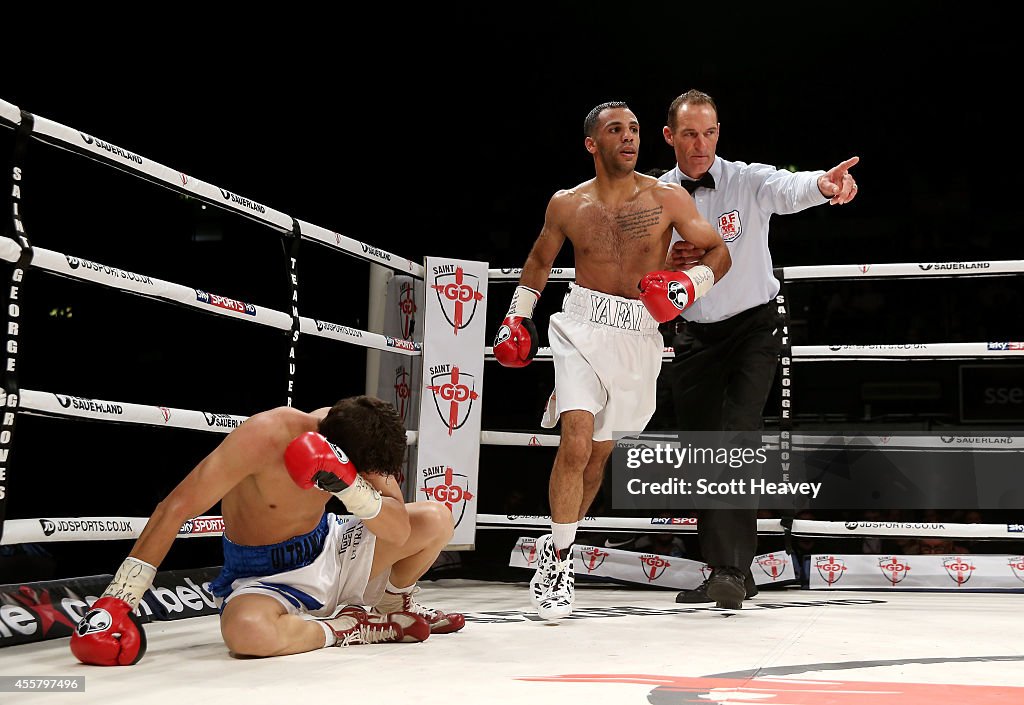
[667,302,783,571]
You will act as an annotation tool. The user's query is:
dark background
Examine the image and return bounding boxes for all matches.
[2,3,1023,581]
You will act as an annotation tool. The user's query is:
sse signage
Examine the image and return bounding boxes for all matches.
[960,365,1024,422]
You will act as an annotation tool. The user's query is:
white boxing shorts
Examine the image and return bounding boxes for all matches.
[210,513,387,618]
[540,283,663,441]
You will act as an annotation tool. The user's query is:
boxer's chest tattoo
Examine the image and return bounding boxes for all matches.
[584,204,662,255]
[614,205,663,239]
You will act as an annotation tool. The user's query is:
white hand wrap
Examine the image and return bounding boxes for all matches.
[686,265,715,300]
[101,557,157,609]
[336,474,383,520]
[507,285,540,318]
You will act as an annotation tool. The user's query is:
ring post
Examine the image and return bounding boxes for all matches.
[365,263,391,397]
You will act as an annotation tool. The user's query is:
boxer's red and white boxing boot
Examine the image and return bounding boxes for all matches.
[530,534,574,620]
[322,605,430,646]
[372,583,465,634]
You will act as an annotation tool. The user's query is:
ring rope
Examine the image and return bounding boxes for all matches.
[486,343,1024,361]
[0,235,420,354]
[0,99,423,540]
[488,260,1024,282]
[0,99,423,277]
[5,513,1019,547]
[476,514,1023,540]
[1,516,225,545]
[0,100,19,124]
[477,430,1024,450]
[488,268,575,281]
[15,389,421,446]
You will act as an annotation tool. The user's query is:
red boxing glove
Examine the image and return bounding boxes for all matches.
[285,432,382,519]
[70,596,147,666]
[285,431,358,491]
[494,285,540,368]
[494,317,538,368]
[638,265,715,323]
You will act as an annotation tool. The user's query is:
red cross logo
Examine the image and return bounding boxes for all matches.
[432,267,484,335]
[427,366,479,435]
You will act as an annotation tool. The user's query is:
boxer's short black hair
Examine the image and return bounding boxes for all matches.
[319,395,406,477]
[584,101,630,137]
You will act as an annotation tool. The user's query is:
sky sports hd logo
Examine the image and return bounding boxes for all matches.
[195,290,256,316]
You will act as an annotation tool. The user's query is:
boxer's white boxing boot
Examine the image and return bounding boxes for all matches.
[322,605,429,646]
[529,534,555,608]
[530,534,574,619]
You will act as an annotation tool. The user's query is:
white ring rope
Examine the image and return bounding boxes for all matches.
[477,430,1024,450]
[481,430,560,447]
[0,235,421,354]
[783,261,1024,280]
[0,236,291,330]
[298,219,423,278]
[1,516,225,545]
[22,403,1006,453]
[15,389,420,445]
[488,268,576,281]
[5,513,1019,546]
[19,389,248,433]
[476,514,1024,540]
[779,343,1024,360]
[486,343,1024,362]
[488,260,1024,282]
[0,99,19,125]
[32,114,294,230]
[0,98,422,277]
[488,259,1024,358]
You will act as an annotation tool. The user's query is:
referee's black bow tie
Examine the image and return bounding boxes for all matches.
[680,172,715,194]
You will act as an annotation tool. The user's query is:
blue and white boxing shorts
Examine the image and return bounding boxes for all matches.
[208,513,386,618]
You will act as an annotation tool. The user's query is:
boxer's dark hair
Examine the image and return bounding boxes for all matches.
[584,101,630,137]
[319,395,406,477]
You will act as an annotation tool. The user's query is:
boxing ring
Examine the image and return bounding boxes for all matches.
[1,98,1024,702]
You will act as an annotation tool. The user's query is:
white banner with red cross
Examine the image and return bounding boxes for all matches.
[376,273,424,491]
[509,537,796,590]
[414,257,489,547]
[809,554,1024,590]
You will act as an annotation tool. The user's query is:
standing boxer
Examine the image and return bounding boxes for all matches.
[493,101,731,619]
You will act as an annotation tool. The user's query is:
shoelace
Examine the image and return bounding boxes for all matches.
[547,560,572,596]
[405,586,439,619]
[339,621,398,646]
[532,546,556,592]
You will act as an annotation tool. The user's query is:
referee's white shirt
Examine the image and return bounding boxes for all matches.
[659,156,830,323]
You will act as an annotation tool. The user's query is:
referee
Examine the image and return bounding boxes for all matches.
[656,89,859,609]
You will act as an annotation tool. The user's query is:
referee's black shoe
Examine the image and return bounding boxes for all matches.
[675,569,758,606]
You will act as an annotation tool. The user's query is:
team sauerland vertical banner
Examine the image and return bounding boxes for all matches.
[415,257,488,548]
